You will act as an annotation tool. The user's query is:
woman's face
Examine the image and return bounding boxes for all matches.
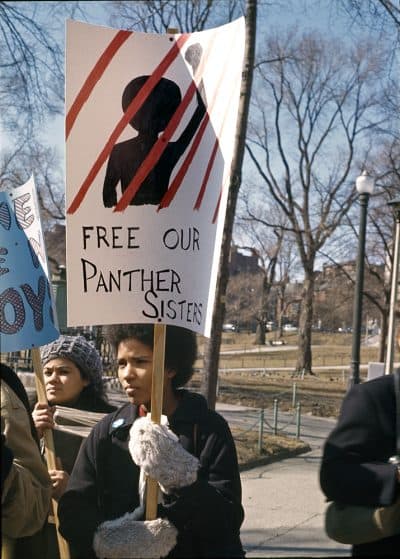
[117,338,154,407]
[43,357,89,405]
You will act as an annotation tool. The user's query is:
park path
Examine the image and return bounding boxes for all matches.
[215,403,351,558]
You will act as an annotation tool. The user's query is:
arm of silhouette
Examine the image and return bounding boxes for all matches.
[172,42,207,161]
[173,80,207,162]
[102,148,120,207]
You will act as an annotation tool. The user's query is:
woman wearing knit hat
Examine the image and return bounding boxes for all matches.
[31,335,116,559]
[33,335,116,485]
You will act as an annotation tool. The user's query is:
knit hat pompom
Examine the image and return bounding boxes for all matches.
[40,335,103,388]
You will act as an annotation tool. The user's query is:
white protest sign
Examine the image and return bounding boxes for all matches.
[66,19,245,336]
[0,177,59,351]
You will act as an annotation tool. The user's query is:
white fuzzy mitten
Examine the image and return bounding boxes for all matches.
[129,417,200,493]
[93,513,178,559]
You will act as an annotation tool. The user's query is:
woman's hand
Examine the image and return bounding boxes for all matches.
[49,458,69,500]
[32,402,55,438]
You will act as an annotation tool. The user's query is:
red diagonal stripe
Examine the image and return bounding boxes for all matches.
[212,187,223,223]
[114,79,198,212]
[66,30,132,139]
[158,112,210,210]
[160,43,238,212]
[193,65,242,213]
[212,172,230,223]
[67,34,189,215]
[194,138,220,210]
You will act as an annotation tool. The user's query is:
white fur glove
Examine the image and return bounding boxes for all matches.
[93,513,178,559]
[129,417,200,493]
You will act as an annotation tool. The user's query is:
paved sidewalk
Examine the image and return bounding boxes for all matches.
[239,449,351,557]
[216,403,351,558]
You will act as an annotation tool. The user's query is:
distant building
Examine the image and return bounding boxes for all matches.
[229,245,261,275]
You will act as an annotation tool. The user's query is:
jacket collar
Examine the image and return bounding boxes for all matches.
[169,389,208,427]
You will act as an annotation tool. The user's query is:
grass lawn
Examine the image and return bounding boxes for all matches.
[191,330,398,419]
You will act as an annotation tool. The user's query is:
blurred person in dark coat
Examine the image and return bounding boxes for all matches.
[320,370,400,557]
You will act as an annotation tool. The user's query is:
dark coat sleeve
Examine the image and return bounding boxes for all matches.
[58,421,107,558]
[161,412,244,552]
[320,377,399,507]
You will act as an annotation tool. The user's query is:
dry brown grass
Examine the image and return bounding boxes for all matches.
[192,330,397,420]
[189,369,348,419]
[232,428,311,470]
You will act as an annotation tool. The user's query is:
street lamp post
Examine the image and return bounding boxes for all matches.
[349,171,375,387]
[384,196,400,375]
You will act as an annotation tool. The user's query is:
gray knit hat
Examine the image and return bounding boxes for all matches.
[40,335,103,388]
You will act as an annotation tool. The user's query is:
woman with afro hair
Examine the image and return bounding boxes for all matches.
[58,324,244,558]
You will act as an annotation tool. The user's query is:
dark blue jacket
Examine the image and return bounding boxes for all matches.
[58,390,244,558]
[320,373,400,557]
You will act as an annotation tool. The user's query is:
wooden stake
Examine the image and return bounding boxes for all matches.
[145,27,178,520]
[32,347,71,559]
[145,323,166,520]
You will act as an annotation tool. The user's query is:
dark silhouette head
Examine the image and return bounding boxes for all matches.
[122,76,181,134]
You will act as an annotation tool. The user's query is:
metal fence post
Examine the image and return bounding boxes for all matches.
[273,398,279,435]
[258,408,264,453]
[292,382,297,407]
[296,402,301,439]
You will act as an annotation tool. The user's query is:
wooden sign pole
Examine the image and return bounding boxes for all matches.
[145,26,178,520]
[145,323,167,520]
[31,347,71,559]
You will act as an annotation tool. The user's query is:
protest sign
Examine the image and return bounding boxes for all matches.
[66,18,245,336]
[0,177,59,351]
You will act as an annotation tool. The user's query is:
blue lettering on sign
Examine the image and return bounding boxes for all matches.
[0,276,54,335]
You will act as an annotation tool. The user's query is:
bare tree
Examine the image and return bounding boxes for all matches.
[224,268,263,332]
[339,1,400,33]
[109,0,243,33]
[246,29,391,374]
[318,137,400,360]
[271,239,301,337]
[0,1,64,136]
[0,140,65,224]
[236,208,288,343]
[0,1,85,221]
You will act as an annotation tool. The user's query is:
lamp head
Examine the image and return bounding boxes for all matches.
[356,170,375,195]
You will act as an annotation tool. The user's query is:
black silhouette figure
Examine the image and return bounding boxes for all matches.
[103,44,206,207]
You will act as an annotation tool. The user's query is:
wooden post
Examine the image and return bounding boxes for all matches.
[144,23,178,520]
[145,324,167,520]
[31,347,71,559]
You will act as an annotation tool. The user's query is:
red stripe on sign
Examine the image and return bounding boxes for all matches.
[114,78,198,212]
[194,63,242,213]
[194,138,220,210]
[158,111,210,210]
[157,32,220,210]
[67,34,189,215]
[212,174,231,224]
[66,30,132,139]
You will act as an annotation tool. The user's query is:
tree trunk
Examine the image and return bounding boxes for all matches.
[255,322,266,345]
[378,308,388,363]
[201,0,257,409]
[295,273,314,374]
[254,272,270,345]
